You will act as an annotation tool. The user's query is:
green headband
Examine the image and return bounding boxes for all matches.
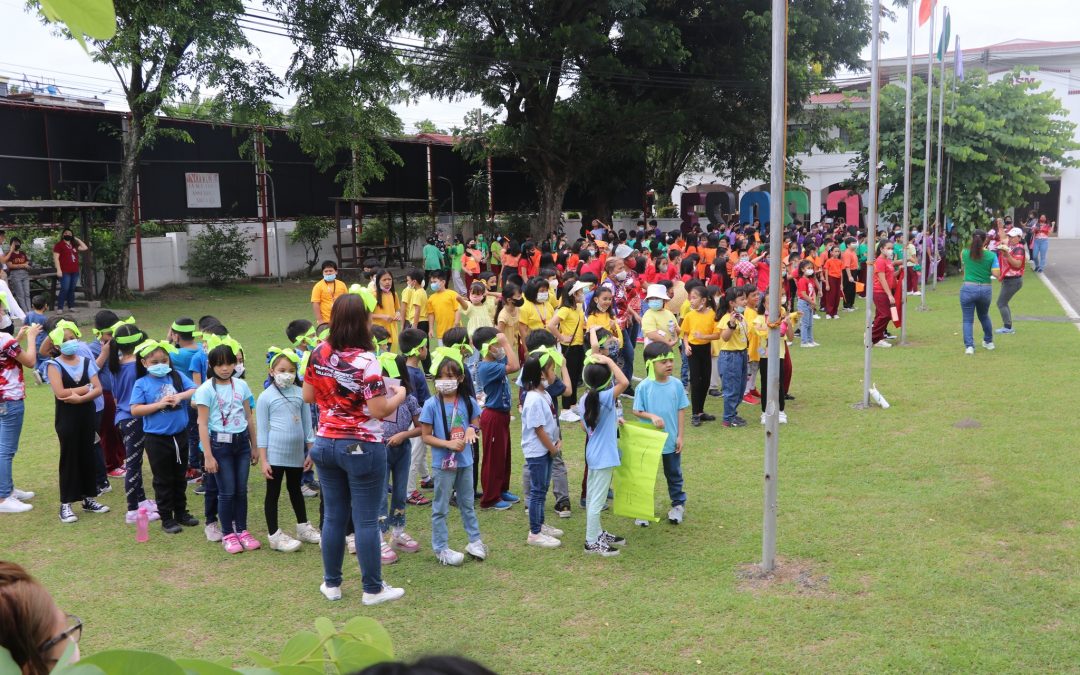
[267,346,300,366]
[48,320,81,346]
[317,327,330,341]
[529,345,564,369]
[171,321,197,333]
[292,327,316,349]
[378,351,401,379]
[93,315,136,338]
[404,338,427,358]
[428,345,464,376]
[114,330,145,346]
[348,284,378,312]
[205,334,243,357]
[480,337,500,358]
[134,339,178,359]
[581,352,612,390]
[645,352,674,380]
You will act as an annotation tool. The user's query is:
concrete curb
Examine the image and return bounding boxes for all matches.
[1036,271,1080,334]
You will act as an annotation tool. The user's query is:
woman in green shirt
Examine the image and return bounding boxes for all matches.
[959,229,997,355]
[488,236,504,278]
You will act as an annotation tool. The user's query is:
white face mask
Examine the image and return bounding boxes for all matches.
[234,363,246,377]
[273,372,296,388]
[434,379,459,394]
[615,271,628,281]
[536,292,549,302]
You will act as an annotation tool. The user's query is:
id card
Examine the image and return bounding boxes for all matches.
[441,453,458,470]
[215,432,233,444]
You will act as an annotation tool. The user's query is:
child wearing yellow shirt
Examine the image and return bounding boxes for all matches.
[425,270,460,343]
[679,284,717,426]
[699,287,750,428]
[742,286,762,404]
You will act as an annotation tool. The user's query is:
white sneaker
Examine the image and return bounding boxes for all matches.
[0,496,32,513]
[205,521,223,542]
[964,346,975,355]
[634,519,651,527]
[810,342,821,347]
[874,340,893,348]
[301,484,319,499]
[296,522,321,544]
[59,504,78,523]
[319,582,342,601]
[11,487,34,500]
[823,315,831,320]
[667,504,685,525]
[465,539,488,560]
[346,533,356,555]
[435,548,465,565]
[527,532,562,548]
[760,413,767,425]
[540,523,564,538]
[268,529,302,552]
[558,409,581,423]
[362,582,405,606]
[125,508,161,523]
[778,411,788,424]
[982,341,995,351]
[812,314,822,320]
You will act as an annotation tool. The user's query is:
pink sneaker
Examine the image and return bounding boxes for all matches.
[238,530,261,551]
[380,540,399,564]
[390,530,420,553]
[222,533,243,554]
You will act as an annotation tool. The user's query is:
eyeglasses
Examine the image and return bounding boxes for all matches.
[39,613,83,655]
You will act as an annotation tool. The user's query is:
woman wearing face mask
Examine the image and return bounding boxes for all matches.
[0,561,85,674]
[370,269,402,350]
[870,240,897,349]
[6,237,32,314]
[52,228,88,312]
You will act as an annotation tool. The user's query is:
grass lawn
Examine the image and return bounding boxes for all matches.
[2,273,1078,673]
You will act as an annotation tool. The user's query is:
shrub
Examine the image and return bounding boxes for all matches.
[291,215,336,273]
[656,205,679,218]
[184,222,253,287]
[565,211,581,220]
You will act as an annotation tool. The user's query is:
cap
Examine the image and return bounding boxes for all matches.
[645,283,670,300]
[613,244,633,259]
[1007,227,1024,238]
[568,280,593,297]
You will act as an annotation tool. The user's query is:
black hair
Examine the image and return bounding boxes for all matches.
[207,344,239,372]
[678,257,696,278]
[969,230,986,261]
[381,353,411,396]
[441,326,469,350]
[522,277,549,303]
[585,285,615,318]
[581,362,612,430]
[93,310,119,331]
[134,343,175,378]
[495,281,521,321]
[198,315,220,330]
[108,324,144,374]
[688,284,715,312]
[560,276,582,309]
[539,267,557,280]
[406,267,425,284]
[471,326,499,352]
[362,257,380,270]
[399,327,427,356]
[478,271,495,283]
[31,294,47,310]
[321,260,338,272]
[716,285,747,320]
[520,354,549,391]
[642,340,674,364]
[171,317,195,341]
[372,324,391,346]
[374,268,398,313]
[430,269,449,281]
[469,281,487,296]
[433,357,475,421]
[506,273,524,288]
[524,328,556,351]
[286,319,313,344]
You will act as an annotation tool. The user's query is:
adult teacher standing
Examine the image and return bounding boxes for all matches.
[53,228,88,312]
[303,291,406,606]
[959,229,996,355]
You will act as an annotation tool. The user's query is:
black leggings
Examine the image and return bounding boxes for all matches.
[758,357,789,412]
[688,343,712,415]
[55,402,97,504]
[563,344,585,407]
[265,465,307,533]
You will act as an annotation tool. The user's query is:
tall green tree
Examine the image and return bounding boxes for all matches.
[852,69,1078,239]
[37,0,280,298]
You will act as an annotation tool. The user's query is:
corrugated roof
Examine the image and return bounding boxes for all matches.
[414,133,458,145]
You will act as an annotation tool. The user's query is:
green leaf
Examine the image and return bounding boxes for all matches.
[245,651,274,668]
[330,641,393,673]
[278,631,321,665]
[78,650,185,675]
[313,617,336,640]
[267,667,325,675]
[341,616,394,658]
[173,658,242,675]
[38,0,116,46]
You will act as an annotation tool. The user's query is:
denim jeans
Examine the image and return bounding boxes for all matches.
[380,440,412,533]
[311,437,387,594]
[0,399,26,499]
[58,271,79,310]
[678,339,690,387]
[959,283,994,348]
[662,452,687,506]
[525,454,553,535]
[210,432,251,535]
[718,350,748,423]
[430,465,481,552]
[620,321,639,382]
[1033,238,1049,270]
[797,299,814,344]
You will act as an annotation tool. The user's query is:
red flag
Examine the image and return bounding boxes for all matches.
[918,0,937,26]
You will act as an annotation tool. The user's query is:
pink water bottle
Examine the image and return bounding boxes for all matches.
[135,507,149,543]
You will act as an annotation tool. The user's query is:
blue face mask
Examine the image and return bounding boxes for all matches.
[148,364,172,378]
[323,273,336,283]
[735,306,745,314]
[648,299,664,311]
[60,339,80,356]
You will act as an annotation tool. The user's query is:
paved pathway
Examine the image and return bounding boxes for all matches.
[1039,238,1080,316]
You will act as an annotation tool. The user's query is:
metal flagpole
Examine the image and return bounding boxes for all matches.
[863,0,882,407]
[932,8,949,295]
[762,0,787,573]
[899,0,915,343]
[918,6,936,311]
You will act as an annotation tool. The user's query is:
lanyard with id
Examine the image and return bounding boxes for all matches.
[213,379,237,444]
[438,396,464,470]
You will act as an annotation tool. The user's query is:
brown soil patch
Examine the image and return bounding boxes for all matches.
[953,418,981,429]
[735,556,833,597]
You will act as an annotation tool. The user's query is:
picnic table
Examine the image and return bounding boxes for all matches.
[332,242,407,270]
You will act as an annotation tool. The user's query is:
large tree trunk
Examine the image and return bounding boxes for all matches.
[100,116,144,300]
[535,175,570,242]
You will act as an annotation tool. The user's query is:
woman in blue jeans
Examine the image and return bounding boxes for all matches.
[52,228,87,311]
[303,291,406,606]
[0,324,42,514]
[959,230,997,355]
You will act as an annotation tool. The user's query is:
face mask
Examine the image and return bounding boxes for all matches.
[883,250,894,259]
[380,281,392,291]
[548,279,558,291]
[434,379,459,394]
[63,235,74,242]
[274,372,296,388]
[234,363,246,377]
[735,306,745,314]
[430,281,442,291]
[60,339,80,356]
[648,299,664,311]
[148,364,172,378]
[536,292,549,302]
[11,243,18,250]
[615,271,628,281]
[511,298,524,307]
[740,256,749,263]
[803,269,814,277]
[323,273,336,283]
[488,347,505,360]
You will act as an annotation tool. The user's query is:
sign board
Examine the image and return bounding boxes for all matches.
[185,173,221,208]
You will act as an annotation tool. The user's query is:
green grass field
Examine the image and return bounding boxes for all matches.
[3,274,1078,673]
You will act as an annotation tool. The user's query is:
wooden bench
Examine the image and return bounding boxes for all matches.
[332,243,407,270]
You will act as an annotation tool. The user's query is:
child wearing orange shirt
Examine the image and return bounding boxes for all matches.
[822,247,844,319]
[841,238,860,311]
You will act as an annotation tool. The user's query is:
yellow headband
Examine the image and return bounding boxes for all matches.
[378,351,401,379]
[113,330,145,346]
[205,334,243,357]
[48,320,81,346]
[93,315,136,338]
[480,337,500,358]
[134,339,178,359]
[404,338,427,358]
[428,345,464,376]
[171,320,197,333]
[529,345,564,369]
[292,327,316,349]
[348,284,377,312]
[267,346,300,366]
[582,352,612,390]
[645,352,674,380]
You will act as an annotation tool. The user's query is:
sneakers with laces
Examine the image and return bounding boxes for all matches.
[558,409,581,423]
[319,582,342,601]
[125,508,161,523]
[138,498,158,514]
[380,540,399,564]
[419,475,434,489]
[540,523,564,538]
[346,534,356,555]
[964,346,975,355]
[177,512,198,527]
[584,539,620,557]
[742,393,760,405]
[779,411,788,424]
[699,412,716,422]
[599,530,626,547]
[301,484,319,499]
[161,519,183,534]
[0,497,32,513]
[691,414,702,427]
[238,530,261,550]
[269,529,302,552]
[11,487,34,500]
[553,498,572,518]
[668,504,685,524]
[500,491,520,503]
[526,532,561,548]
[205,521,223,542]
[96,483,112,496]
[874,339,893,348]
[296,522,321,544]
[406,490,431,506]
[435,548,465,565]
[634,519,650,527]
[362,582,405,606]
[995,327,1015,334]
[107,468,126,478]
[82,498,110,514]
[59,504,78,523]
[389,530,419,553]
[222,533,244,554]
[465,539,488,560]
[982,341,995,351]
[483,500,513,511]
[723,418,747,428]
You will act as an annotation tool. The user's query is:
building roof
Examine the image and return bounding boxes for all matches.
[413,133,458,145]
[877,38,1080,71]
[808,92,866,105]
[0,200,119,210]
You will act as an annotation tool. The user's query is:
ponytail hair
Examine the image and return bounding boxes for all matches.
[969,229,986,261]
[520,354,546,391]
[580,363,611,430]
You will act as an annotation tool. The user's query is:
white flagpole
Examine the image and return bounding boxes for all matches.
[863,0,882,407]
[918,6,936,311]
[762,0,787,573]
[899,0,915,343]
[932,12,949,292]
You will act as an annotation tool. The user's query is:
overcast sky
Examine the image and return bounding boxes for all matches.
[1,0,1076,132]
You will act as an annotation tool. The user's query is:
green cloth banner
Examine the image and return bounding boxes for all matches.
[612,421,667,522]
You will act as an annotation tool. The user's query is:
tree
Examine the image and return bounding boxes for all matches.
[38,0,280,299]
[852,68,1078,240]
[290,215,336,274]
[414,119,446,134]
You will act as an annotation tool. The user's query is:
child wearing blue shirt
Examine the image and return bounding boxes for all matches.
[473,327,520,511]
[519,350,565,549]
[130,340,197,533]
[578,352,629,556]
[632,342,690,525]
